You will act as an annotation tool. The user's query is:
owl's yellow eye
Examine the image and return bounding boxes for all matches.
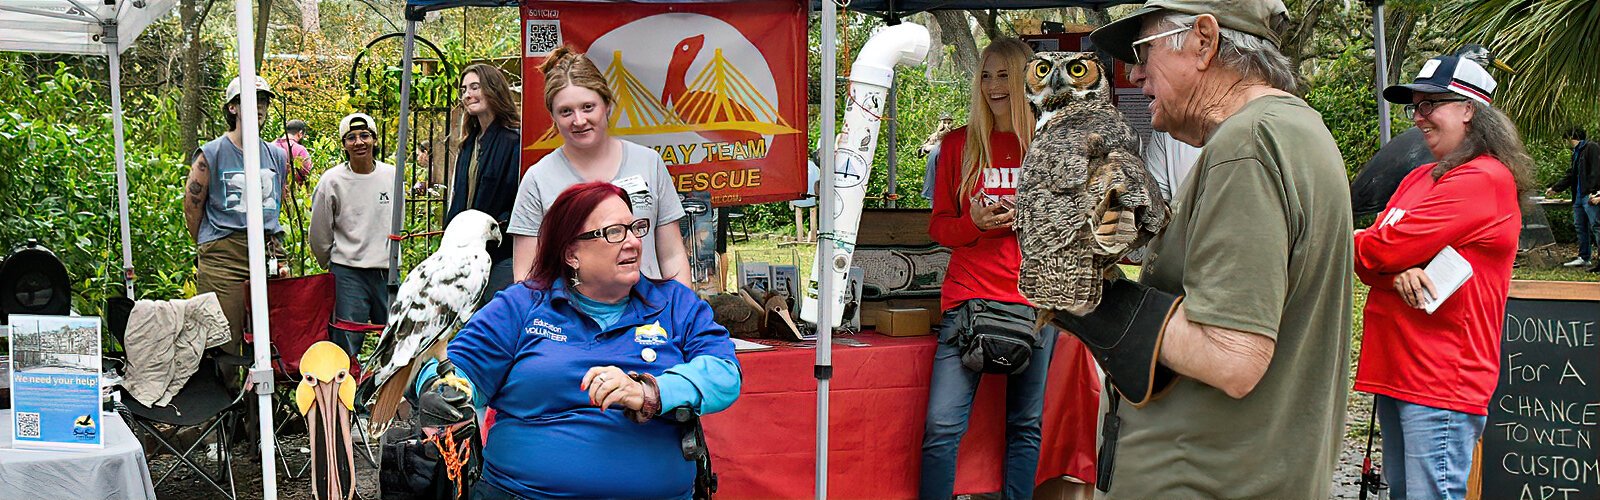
[1068,62,1088,78]
[1034,62,1051,78]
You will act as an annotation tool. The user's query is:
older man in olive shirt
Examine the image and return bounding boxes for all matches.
[1061,0,1354,497]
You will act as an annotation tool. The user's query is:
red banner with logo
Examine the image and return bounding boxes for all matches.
[520,0,808,206]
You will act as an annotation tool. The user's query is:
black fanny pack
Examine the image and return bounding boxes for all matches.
[956,299,1041,375]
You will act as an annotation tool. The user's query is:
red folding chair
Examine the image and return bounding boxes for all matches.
[245,274,380,477]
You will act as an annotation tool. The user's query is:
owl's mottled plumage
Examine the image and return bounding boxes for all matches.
[1015,52,1169,316]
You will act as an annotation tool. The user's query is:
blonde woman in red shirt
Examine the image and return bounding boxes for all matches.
[1355,54,1536,500]
[919,37,1098,499]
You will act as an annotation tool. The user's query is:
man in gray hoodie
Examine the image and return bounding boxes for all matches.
[309,112,396,355]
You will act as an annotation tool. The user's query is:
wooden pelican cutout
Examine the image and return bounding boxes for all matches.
[297,341,357,500]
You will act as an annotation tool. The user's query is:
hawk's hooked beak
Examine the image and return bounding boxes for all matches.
[490,224,504,245]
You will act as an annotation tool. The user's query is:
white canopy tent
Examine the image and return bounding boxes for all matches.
[0,1,281,497]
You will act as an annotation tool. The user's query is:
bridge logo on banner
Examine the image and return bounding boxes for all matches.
[521,1,808,206]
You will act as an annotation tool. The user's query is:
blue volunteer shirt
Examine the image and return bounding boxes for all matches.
[448,278,740,499]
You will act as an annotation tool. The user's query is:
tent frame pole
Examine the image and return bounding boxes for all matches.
[391,16,418,286]
[816,0,838,497]
[1371,0,1391,145]
[104,19,135,298]
[232,0,279,496]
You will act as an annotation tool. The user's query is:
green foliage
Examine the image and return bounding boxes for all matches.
[1303,47,1410,181]
[0,58,194,314]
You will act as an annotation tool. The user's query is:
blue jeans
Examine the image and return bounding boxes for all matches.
[328,263,387,356]
[1580,202,1600,261]
[919,305,1058,500]
[1375,395,1487,500]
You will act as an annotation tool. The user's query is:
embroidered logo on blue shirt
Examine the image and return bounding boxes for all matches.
[634,322,669,346]
[526,318,568,342]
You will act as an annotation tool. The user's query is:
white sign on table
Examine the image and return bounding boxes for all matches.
[6,315,103,450]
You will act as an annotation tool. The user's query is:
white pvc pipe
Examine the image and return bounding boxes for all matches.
[232,0,278,496]
[801,22,929,327]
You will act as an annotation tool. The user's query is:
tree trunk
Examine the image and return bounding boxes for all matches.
[1082,7,1110,26]
[298,0,320,33]
[177,0,204,154]
[968,9,999,40]
[920,12,943,78]
[1386,9,1416,86]
[1281,0,1326,73]
[254,0,273,67]
[933,10,979,74]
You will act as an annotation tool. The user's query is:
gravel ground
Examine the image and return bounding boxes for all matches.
[143,398,1385,500]
[148,422,381,500]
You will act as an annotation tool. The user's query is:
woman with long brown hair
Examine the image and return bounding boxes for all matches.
[447,63,523,302]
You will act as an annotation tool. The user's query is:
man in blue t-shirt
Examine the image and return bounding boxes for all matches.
[183,76,288,356]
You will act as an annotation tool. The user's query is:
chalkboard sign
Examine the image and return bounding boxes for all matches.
[1477,281,1600,500]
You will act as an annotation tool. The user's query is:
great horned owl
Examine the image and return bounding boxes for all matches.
[1014,52,1169,318]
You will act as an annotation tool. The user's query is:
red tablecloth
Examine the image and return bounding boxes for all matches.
[704,332,1101,499]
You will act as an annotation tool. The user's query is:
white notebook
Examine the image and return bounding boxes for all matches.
[1423,246,1473,314]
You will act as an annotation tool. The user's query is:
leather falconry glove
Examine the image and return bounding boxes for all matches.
[1049,278,1183,407]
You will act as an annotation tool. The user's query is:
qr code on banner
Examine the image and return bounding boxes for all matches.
[525,20,561,57]
[16,411,40,438]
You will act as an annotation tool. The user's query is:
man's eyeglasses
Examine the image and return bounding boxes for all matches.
[343,131,375,142]
[1403,98,1467,120]
[577,218,650,243]
[1131,25,1193,65]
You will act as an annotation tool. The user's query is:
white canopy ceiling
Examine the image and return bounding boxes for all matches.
[0,0,178,55]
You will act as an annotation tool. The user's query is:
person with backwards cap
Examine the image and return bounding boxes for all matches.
[1049,0,1354,496]
[1354,54,1535,500]
[310,112,398,356]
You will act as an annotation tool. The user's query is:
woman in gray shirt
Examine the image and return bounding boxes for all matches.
[509,46,690,285]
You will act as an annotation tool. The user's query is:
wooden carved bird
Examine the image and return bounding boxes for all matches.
[297,341,357,500]
[1014,52,1169,319]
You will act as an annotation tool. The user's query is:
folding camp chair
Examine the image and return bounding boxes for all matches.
[104,297,251,500]
[247,274,380,478]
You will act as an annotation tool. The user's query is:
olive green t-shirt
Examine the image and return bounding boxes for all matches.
[1111,95,1353,498]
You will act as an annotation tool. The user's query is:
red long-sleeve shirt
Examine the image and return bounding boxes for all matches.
[929,127,1030,312]
[1353,155,1521,415]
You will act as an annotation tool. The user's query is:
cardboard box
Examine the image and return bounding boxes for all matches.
[875,308,932,337]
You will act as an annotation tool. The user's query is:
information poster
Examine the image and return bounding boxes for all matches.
[7,315,103,449]
[521,0,809,206]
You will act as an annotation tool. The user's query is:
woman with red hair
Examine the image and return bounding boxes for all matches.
[418,182,740,498]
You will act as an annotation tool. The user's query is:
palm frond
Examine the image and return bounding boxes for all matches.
[1443,0,1600,138]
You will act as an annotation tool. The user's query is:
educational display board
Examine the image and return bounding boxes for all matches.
[1478,282,1600,500]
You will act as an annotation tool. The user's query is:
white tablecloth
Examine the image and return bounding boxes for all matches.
[0,410,156,500]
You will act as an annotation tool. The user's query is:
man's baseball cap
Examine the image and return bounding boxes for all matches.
[1089,0,1290,64]
[339,113,377,139]
[223,76,275,104]
[1382,55,1496,106]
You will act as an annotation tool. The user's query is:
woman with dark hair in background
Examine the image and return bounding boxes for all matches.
[1355,54,1535,500]
[448,63,522,303]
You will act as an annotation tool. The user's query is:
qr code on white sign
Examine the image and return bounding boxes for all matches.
[525,20,561,57]
[16,411,40,438]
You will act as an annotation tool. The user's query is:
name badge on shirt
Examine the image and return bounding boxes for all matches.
[613,175,654,215]
[613,175,648,195]
[634,321,669,346]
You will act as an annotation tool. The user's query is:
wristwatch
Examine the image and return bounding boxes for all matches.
[625,371,662,423]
